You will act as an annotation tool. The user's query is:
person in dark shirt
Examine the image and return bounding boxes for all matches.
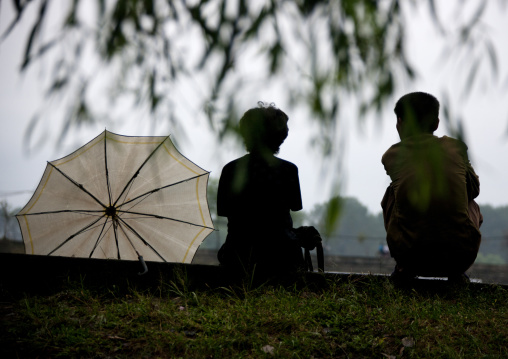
[381,92,483,282]
[217,103,312,276]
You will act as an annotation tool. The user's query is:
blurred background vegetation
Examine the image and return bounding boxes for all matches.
[3,192,507,265]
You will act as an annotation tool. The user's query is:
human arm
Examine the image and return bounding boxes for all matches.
[465,159,480,201]
[289,165,303,211]
[381,184,395,231]
[216,166,231,217]
[458,141,480,200]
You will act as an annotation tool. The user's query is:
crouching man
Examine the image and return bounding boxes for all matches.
[381,92,483,283]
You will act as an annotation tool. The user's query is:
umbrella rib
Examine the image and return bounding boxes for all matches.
[113,220,120,259]
[88,217,111,258]
[104,131,113,206]
[117,179,136,212]
[112,135,170,207]
[78,219,115,235]
[117,210,214,230]
[117,172,209,209]
[48,162,107,208]
[116,216,167,262]
[47,215,105,256]
[19,209,105,216]
[117,222,140,257]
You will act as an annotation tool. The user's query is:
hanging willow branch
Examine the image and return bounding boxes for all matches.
[1,0,504,151]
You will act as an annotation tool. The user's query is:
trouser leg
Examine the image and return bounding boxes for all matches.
[382,186,482,277]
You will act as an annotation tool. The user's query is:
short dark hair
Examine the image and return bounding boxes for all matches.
[239,103,289,154]
[239,102,289,154]
[394,92,439,132]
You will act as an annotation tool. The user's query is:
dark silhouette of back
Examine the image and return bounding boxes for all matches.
[217,105,304,275]
[382,92,483,281]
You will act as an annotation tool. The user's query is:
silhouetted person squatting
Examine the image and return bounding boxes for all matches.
[217,103,320,279]
[381,92,483,283]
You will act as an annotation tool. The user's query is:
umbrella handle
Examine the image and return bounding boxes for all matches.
[138,255,148,275]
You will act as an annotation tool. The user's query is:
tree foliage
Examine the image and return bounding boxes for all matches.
[0,201,20,240]
[2,0,503,150]
[306,196,384,238]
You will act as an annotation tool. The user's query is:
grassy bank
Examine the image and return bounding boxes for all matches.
[1,274,507,358]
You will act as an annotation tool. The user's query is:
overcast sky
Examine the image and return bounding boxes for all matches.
[1,1,508,216]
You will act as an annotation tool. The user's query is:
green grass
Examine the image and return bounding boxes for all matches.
[1,275,507,358]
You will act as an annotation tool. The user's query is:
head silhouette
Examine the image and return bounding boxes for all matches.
[394,92,440,139]
[239,103,289,155]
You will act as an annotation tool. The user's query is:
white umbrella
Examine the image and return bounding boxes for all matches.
[16,130,214,272]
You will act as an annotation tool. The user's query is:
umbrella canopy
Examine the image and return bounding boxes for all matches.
[16,130,214,264]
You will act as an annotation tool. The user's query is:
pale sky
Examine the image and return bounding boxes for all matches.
[1,1,508,216]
